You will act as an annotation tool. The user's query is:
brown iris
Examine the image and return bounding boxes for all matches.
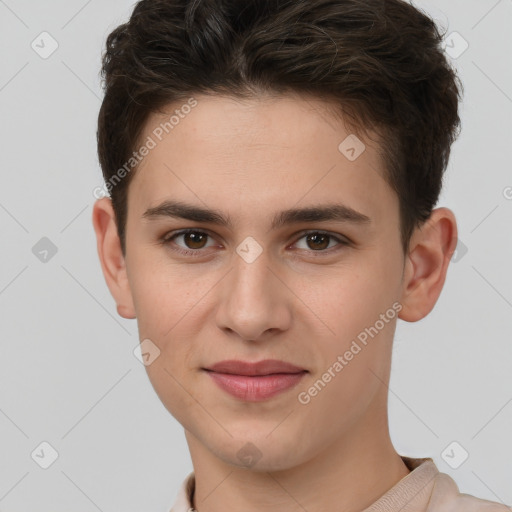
[183,231,208,249]
[305,233,330,250]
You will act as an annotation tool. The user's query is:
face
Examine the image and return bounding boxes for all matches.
[99,93,433,471]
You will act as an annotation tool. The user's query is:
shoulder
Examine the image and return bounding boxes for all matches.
[169,471,195,512]
[427,472,511,512]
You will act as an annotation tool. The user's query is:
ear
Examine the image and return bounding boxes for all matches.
[92,197,136,319]
[398,207,458,322]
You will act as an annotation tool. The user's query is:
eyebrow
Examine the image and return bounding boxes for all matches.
[142,200,371,230]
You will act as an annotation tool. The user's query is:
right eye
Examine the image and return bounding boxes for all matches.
[161,229,220,256]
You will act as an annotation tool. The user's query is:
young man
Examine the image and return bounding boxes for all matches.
[92,1,510,511]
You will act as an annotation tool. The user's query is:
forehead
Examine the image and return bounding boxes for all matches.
[127,93,397,230]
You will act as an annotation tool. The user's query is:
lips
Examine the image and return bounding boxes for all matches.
[204,359,306,376]
[203,359,307,401]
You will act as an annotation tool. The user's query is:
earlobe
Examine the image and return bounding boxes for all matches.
[92,198,136,320]
[398,207,458,322]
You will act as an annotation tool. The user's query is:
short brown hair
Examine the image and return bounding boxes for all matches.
[97,0,462,255]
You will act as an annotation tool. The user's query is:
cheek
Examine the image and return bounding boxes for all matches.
[304,265,393,336]
[127,258,205,369]
[144,355,202,430]
[127,252,192,334]
[305,261,399,381]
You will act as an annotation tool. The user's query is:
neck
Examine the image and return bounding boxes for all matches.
[185,399,410,512]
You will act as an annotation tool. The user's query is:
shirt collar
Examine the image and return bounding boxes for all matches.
[169,456,439,512]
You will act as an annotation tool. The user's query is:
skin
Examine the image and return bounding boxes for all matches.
[92,93,457,512]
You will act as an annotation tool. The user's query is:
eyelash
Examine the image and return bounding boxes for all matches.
[160,229,350,258]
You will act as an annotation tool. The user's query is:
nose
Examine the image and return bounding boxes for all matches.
[214,246,292,342]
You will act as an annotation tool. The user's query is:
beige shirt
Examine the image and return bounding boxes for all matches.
[169,456,510,512]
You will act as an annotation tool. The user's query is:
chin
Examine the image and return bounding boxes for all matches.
[206,429,305,472]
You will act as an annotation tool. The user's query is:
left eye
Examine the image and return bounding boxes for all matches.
[165,230,217,252]
[162,230,348,255]
[294,231,348,251]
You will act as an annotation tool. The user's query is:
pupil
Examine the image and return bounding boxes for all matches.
[308,233,328,250]
[186,232,206,249]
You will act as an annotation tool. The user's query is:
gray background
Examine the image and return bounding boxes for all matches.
[1,0,511,510]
